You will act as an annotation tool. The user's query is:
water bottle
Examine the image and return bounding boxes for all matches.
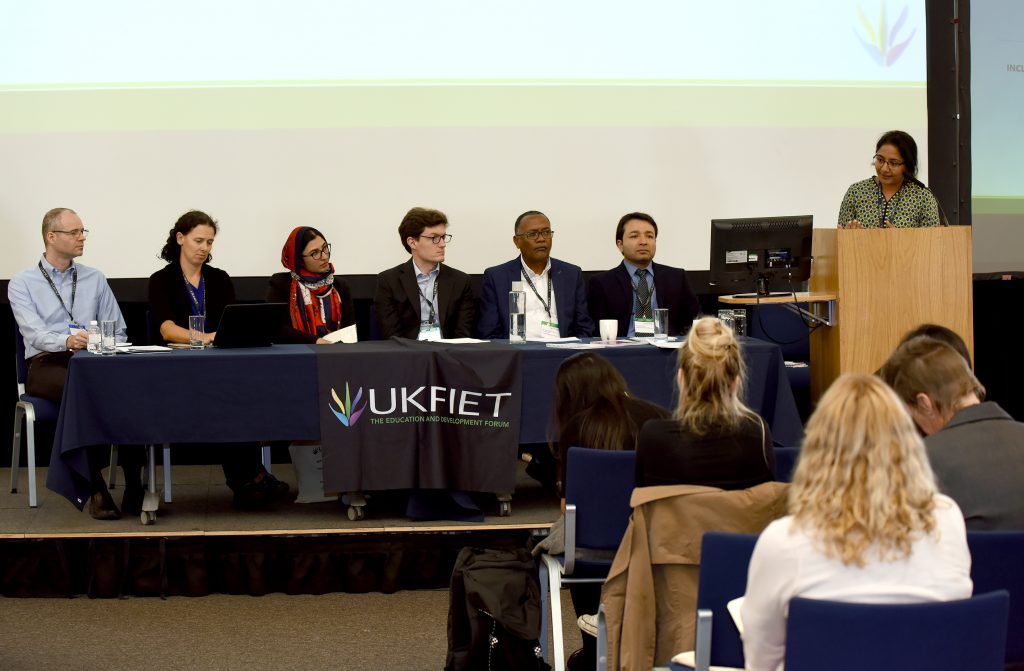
[508,282,526,342]
[86,320,101,353]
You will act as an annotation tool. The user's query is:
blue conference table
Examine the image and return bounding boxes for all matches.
[47,338,802,507]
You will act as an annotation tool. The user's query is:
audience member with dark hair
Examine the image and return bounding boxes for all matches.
[550,351,668,493]
[897,322,972,366]
[268,226,355,344]
[838,129,941,228]
[540,351,668,671]
[635,316,775,488]
[742,374,972,670]
[880,336,1024,529]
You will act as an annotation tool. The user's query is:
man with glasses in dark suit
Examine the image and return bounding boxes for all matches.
[477,210,594,340]
[373,207,476,340]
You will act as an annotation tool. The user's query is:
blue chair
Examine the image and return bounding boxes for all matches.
[689,532,760,671]
[10,326,61,508]
[538,447,636,671]
[968,530,1024,666]
[748,303,811,421]
[785,591,1010,671]
[772,446,799,483]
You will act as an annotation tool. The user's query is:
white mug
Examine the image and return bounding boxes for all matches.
[599,319,618,344]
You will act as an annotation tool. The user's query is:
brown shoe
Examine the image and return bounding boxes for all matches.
[89,490,121,520]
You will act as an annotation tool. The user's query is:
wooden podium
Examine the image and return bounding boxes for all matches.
[808,227,973,401]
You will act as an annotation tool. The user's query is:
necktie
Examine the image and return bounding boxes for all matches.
[635,269,652,319]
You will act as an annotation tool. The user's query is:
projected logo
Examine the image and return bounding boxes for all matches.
[329,383,366,427]
[856,3,917,67]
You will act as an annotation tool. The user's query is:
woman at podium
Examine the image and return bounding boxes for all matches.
[837,130,941,228]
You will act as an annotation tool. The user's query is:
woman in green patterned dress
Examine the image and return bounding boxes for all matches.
[838,130,941,228]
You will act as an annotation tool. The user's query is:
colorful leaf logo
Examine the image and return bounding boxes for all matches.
[329,383,365,427]
[857,2,916,67]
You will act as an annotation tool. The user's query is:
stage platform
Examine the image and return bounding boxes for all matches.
[0,461,558,598]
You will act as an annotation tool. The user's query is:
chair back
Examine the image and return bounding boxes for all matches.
[696,532,759,668]
[564,446,636,551]
[772,446,799,483]
[748,304,810,362]
[968,530,1024,663]
[785,591,1010,671]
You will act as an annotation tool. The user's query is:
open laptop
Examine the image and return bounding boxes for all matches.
[213,303,288,348]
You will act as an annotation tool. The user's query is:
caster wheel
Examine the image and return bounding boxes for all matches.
[499,501,512,517]
[347,505,364,521]
[141,511,155,525]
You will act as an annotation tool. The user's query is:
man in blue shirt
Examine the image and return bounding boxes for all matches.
[587,212,701,338]
[8,207,139,519]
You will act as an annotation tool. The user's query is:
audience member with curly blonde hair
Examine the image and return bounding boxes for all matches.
[634,316,774,487]
[741,374,972,671]
[881,336,1024,529]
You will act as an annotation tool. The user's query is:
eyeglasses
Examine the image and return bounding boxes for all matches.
[872,155,904,169]
[516,229,554,241]
[418,234,453,245]
[52,228,89,239]
[303,243,331,260]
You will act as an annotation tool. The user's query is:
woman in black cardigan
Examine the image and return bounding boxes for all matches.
[148,210,289,508]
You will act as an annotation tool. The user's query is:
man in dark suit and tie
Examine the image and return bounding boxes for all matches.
[587,212,701,337]
[373,207,476,340]
[477,210,594,339]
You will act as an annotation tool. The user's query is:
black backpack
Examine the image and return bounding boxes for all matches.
[445,547,551,671]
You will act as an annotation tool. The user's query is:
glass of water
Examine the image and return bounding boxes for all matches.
[653,308,669,340]
[508,289,526,342]
[100,320,117,355]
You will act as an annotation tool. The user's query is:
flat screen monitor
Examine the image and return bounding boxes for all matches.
[710,215,813,297]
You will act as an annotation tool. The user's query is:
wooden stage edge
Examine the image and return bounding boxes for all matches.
[0,521,551,541]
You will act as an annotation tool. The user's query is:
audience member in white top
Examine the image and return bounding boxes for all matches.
[741,374,973,671]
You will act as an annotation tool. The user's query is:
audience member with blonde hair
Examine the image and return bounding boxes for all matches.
[880,336,1024,529]
[741,374,972,671]
[634,316,774,487]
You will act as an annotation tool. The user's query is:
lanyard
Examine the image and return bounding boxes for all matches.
[417,274,439,324]
[877,180,903,227]
[183,272,206,317]
[37,261,77,323]
[521,266,553,318]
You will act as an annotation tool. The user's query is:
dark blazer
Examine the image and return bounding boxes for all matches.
[477,257,594,339]
[266,272,356,344]
[587,261,700,337]
[373,259,476,340]
[148,262,235,341]
[925,402,1024,530]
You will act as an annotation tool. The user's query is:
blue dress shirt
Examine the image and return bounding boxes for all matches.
[8,255,127,358]
[623,260,659,337]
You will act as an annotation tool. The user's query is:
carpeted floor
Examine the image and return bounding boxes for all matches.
[0,589,583,671]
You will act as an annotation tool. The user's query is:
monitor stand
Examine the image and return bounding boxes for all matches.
[731,291,794,299]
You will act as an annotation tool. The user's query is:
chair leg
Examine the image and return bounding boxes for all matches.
[162,444,172,503]
[108,445,119,489]
[25,408,38,508]
[11,404,24,495]
[540,554,567,671]
[261,444,272,474]
[539,560,551,663]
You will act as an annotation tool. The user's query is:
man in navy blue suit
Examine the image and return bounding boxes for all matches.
[477,211,594,340]
[587,212,701,337]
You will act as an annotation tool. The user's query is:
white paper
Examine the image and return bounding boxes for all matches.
[122,345,173,353]
[438,337,489,344]
[322,324,358,344]
[726,596,745,636]
[669,650,743,671]
[651,338,686,349]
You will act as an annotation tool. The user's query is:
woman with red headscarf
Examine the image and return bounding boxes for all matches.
[267,226,355,343]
